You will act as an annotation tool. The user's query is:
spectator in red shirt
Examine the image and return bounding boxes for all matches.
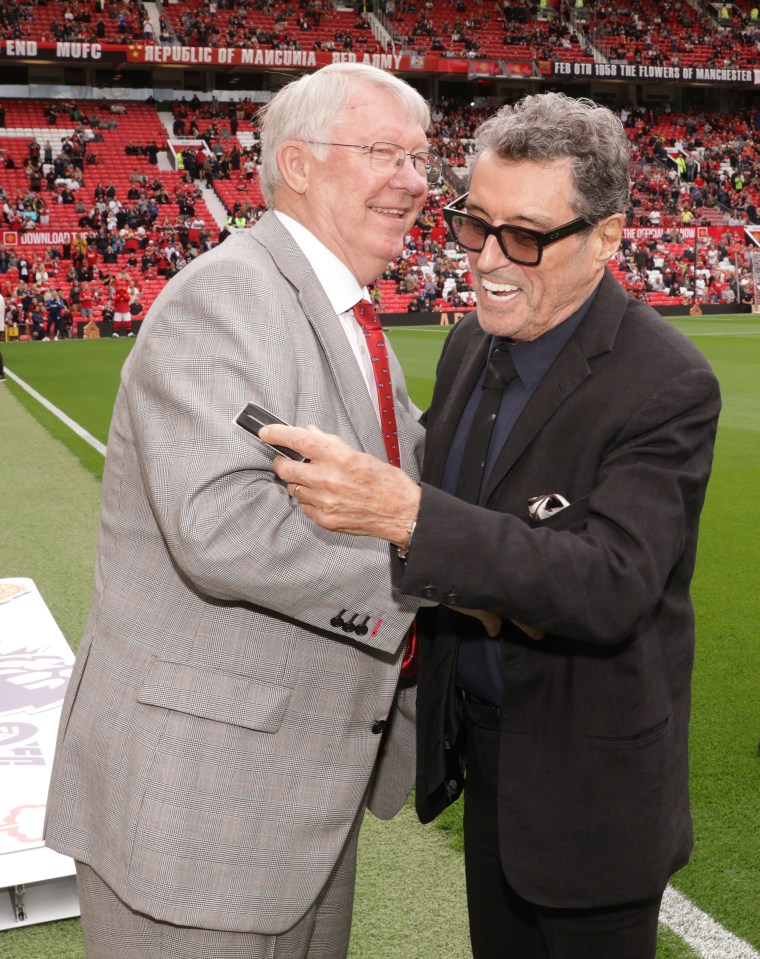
[112,274,134,337]
[79,283,97,322]
[85,246,98,280]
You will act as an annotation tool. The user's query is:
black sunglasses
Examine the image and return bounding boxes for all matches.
[443,193,593,266]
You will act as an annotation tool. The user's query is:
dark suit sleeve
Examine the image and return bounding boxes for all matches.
[396,365,721,644]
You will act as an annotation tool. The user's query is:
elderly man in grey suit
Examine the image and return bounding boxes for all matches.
[263,94,721,959]
[44,63,441,959]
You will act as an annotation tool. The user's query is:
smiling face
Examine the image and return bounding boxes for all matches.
[277,83,430,287]
[465,152,622,341]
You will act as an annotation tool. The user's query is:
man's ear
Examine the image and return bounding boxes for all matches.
[596,213,625,265]
[277,140,310,196]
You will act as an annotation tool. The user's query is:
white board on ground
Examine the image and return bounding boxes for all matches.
[0,577,79,928]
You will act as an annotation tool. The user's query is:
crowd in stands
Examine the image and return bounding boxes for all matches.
[624,105,760,227]
[588,0,760,69]
[1,91,759,338]
[7,0,755,70]
[0,0,145,45]
[382,0,592,62]
[613,229,753,308]
[162,0,380,55]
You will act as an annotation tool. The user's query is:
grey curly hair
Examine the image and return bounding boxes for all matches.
[473,93,631,223]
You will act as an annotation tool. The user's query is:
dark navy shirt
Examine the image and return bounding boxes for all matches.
[444,290,598,705]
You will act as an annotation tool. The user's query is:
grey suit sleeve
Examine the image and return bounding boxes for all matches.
[120,248,419,653]
[396,365,721,644]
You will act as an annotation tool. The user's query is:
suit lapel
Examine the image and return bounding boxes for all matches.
[470,270,628,504]
[300,275,392,464]
[481,338,592,503]
[423,317,490,487]
[250,213,399,465]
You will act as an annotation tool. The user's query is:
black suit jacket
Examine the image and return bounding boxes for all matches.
[396,270,721,909]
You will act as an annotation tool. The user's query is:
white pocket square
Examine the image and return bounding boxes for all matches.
[528,493,571,522]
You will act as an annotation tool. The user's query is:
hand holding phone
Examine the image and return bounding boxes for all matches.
[235,402,310,462]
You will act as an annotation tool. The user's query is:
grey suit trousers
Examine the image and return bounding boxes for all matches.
[76,810,364,959]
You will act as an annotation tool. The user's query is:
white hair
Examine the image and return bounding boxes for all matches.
[258,62,431,206]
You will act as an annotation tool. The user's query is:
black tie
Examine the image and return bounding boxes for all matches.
[455,344,518,504]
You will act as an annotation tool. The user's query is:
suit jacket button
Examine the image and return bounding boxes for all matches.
[371,720,387,734]
[422,586,437,599]
[444,592,459,605]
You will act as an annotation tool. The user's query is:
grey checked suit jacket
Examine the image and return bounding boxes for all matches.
[44,213,424,934]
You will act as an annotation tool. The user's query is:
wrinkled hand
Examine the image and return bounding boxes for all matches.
[260,424,421,548]
[261,427,545,643]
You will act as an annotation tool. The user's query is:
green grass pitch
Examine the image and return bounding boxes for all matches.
[1,314,758,959]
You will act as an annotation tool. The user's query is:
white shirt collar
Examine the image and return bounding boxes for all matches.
[274,210,368,314]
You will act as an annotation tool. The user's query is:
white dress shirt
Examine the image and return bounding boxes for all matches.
[274,211,381,421]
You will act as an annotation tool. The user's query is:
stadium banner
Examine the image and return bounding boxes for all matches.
[0,578,79,930]
[622,226,745,242]
[0,40,114,61]
[551,60,758,85]
[10,228,738,253]
[468,59,506,79]
[0,41,435,72]
[2,230,89,249]
[501,59,540,79]
[467,59,538,80]
[128,46,417,70]
[2,41,758,85]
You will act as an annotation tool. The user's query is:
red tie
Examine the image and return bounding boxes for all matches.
[352,300,401,468]
[352,299,416,679]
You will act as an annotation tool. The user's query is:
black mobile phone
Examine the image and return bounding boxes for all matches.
[235,402,309,462]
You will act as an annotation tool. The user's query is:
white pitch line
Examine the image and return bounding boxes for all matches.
[5,368,107,457]
[661,885,760,959]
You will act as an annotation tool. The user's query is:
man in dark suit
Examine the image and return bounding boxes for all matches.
[264,93,722,959]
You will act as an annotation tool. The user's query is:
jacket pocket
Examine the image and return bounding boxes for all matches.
[528,495,590,532]
[137,659,291,733]
[586,714,671,748]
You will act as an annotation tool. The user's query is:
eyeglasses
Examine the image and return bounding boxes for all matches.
[308,141,443,184]
[443,193,593,266]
